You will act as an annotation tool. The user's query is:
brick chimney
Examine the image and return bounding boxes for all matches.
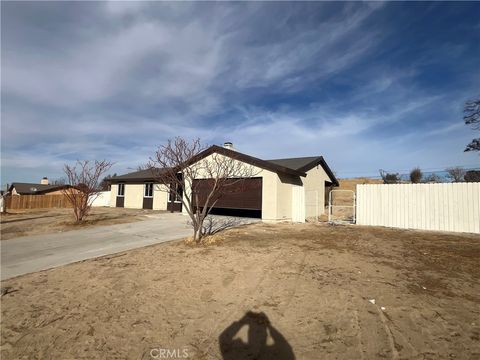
[41,177,49,185]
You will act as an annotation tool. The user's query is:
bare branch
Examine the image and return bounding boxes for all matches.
[62,160,113,222]
[445,167,465,182]
[148,137,258,243]
[464,98,480,152]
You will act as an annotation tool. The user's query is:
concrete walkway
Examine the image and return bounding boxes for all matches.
[1,213,192,280]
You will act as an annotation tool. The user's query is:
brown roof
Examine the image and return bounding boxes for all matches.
[268,156,338,186]
[8,183,73,195]
[183,145,307,177]
[109,168,165,182]
[110,145,338,185]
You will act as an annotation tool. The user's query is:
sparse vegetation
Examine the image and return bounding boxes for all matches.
[464,170,480,182]
[464,98,480,152]
[409,167,423,183]
[1,223,479,359]
[423,173,442,183]
[379,169,400,184]
[63,160,113,222]
[446,167,466,182]
[0,208,149,240]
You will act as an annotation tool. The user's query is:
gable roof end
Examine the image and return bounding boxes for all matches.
[184,145,307,177]
[267,156,339,186]
[109,168,165,182]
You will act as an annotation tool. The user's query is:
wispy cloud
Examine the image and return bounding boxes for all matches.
[1,2,479,184]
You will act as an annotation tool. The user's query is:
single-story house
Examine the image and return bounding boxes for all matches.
[109,143,338,222]
[8,178,74,195]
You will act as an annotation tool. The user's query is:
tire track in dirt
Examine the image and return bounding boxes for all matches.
[373,304,399,360]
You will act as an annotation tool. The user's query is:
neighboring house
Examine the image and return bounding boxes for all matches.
[8,178,74,195]
[109,143,338,222]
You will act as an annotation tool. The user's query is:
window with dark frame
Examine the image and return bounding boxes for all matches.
[144,182,153,198]
[169,183,183,202]
[117,183,125,196]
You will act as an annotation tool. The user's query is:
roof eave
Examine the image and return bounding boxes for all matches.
[187,145,307,177]
[298,157,339,186]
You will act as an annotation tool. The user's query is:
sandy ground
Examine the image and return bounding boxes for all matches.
[1,223,479,360]
[0,208,161,240]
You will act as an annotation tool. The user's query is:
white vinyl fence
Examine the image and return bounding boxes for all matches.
[89,191,111,207]
[356,183,480,234]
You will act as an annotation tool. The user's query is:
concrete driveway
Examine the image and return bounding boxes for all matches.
[1,213,257,280]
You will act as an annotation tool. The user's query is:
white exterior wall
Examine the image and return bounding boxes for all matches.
[303,165,332,219]
[276,175,293,221]
[180,152,295,222]
[110,183,168,210]
[356,183,480,234]
[291,184,306,222]
[110,184,118,207]
[153,184,169,211]
[124,184,143,209]
[90,191,111,207]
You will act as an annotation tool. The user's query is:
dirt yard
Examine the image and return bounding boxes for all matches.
[1,223,479,359]
[0,207,159,240]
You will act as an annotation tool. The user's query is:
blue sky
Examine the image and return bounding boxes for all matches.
[1,1,479,185]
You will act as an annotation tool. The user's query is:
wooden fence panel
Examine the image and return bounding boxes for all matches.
[4,195,73,210]
[356,183,480,234]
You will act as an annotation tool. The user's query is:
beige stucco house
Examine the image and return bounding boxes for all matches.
[109,143,338,222]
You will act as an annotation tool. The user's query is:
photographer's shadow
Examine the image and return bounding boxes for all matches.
[219,311,295,360]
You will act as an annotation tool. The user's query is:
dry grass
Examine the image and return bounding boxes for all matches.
[0,207,162,240]
[338,177,384,192]
[1,222,479,359]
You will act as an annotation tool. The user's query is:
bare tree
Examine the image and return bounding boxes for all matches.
[99,173,116,191]
[379,169,400,184]
[63,160,113,223]
[464,98,480,152]
[148,137,257,243]
[423,173,442,183]
[446,167,466,182]
[409,167,423,183]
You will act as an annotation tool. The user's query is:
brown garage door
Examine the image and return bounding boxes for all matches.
[193,178,262,210]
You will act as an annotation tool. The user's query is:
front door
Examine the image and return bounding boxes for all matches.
[167,182,183,212]
[116,196,124,207]
[143,197,153,209]
[143,182,154,209]
[116,183,125,207]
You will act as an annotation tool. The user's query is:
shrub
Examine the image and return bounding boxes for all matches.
[446,167,466,182]
[409,167,423,183]
[424,173,442,183]
[464,170,480,182]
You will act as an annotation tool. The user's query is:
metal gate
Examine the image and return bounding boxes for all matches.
[328,190,356,224]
